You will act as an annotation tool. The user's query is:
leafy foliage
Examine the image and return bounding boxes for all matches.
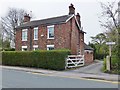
[2,50,70,70]
[91,33,106,44]
[103,56,120,74]
[3,48,15,51]
[89,33,109,60]
[99,1,120,58]
[96,1,120,74]
[2,40,10,49]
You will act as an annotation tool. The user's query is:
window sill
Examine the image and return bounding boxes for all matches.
[34,39,38,41]
[47,38,54,40]
[22,40,27,41]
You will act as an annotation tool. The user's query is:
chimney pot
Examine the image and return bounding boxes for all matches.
[69,3,75,15]
[77,13,80,16]
[76,13,81,27]
[24,14,31,22]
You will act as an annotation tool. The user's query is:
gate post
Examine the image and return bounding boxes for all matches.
[106,55,111,71]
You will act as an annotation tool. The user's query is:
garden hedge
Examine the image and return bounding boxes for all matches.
[2,50,70,70]
[103,55,120,74]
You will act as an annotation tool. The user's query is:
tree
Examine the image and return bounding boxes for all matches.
[91,33,106,44]
[91,33,106,53]
[90,33,108,59]
[99,1,120,57]
[2,39,10,49]
[1,8,27,48]
[99,1,120,73]
[0,34,2,48]
[0,22,3,48]
[99,1,118,29]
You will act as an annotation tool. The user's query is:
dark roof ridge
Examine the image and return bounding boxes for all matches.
[84,43,94,50]
[30,14,72,23]
[17,14,73,29]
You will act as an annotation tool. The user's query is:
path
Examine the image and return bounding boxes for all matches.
[67,60,106,75]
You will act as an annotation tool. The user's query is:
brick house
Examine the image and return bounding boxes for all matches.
[15,4,93,64]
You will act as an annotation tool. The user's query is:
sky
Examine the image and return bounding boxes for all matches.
[0,0,119,44]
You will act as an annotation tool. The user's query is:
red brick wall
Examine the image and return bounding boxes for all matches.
[27,28,31,50]
[84,50,94,65]
[70,17,84,55]
[71,17,78,54]
[38,25,47,50]
[15,17,84,55]
[15,29,22,50]
[80,32,84,55]
[37,23,70,50]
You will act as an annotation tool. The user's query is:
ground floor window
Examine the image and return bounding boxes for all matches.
[22,46,27,51]
[47,45,54,50]
[33,45,38,51]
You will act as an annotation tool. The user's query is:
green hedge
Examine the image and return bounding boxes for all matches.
[2,50,70,70]
[95,53,108,60]
[103,55,120,74]
[4,48,15,51]
[0,48,15,51]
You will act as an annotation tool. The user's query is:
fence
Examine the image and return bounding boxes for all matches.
[65,55,84,68]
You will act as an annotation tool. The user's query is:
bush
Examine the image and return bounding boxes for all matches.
[95,53,107,60]
[0,48,2,51]
[111,55,120,72]
[102,58,106,72]
[4,48,15,51]
[2,50,70,70]
[102,55,120,74]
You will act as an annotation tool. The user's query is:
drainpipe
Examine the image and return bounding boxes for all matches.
[29,27,32,50]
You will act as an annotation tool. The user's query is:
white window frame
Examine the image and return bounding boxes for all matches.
[47,25,54,39]
[84,50,93,53]
[34,27,38,40]
[33,45,38,51]
[22,29,28,41]
[22,46,27,51]
[47,45,54,50]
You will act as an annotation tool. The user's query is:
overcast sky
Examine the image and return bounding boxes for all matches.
[0,0,119,44]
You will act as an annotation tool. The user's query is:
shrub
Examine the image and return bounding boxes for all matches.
[111,55,120,74]
[2,50,70,70]
[102,55,120,74]
[102,58,106,72]
[4,48,15,51]
[95,53,107,60]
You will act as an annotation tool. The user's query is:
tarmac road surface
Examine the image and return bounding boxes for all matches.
[2,68,118,88]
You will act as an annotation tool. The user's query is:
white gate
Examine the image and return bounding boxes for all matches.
[65,55,84,68]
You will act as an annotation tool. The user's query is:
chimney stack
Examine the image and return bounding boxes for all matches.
[24,14,31,22]
[69,4,75,15]
[76,13,81,27]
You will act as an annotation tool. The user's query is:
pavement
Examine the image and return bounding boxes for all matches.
[0,60,119,83]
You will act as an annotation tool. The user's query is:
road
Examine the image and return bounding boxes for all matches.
[67,60,104,74]
[2,68,118,88]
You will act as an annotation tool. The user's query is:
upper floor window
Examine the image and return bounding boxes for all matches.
[34,27,38,40]
[22,29,27,41]
[47,25,54,39]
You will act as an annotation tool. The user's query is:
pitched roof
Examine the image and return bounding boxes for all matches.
[16,15,73,29]
[84,43,94,50]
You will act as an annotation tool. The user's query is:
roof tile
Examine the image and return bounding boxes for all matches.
[16,15,73,29]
